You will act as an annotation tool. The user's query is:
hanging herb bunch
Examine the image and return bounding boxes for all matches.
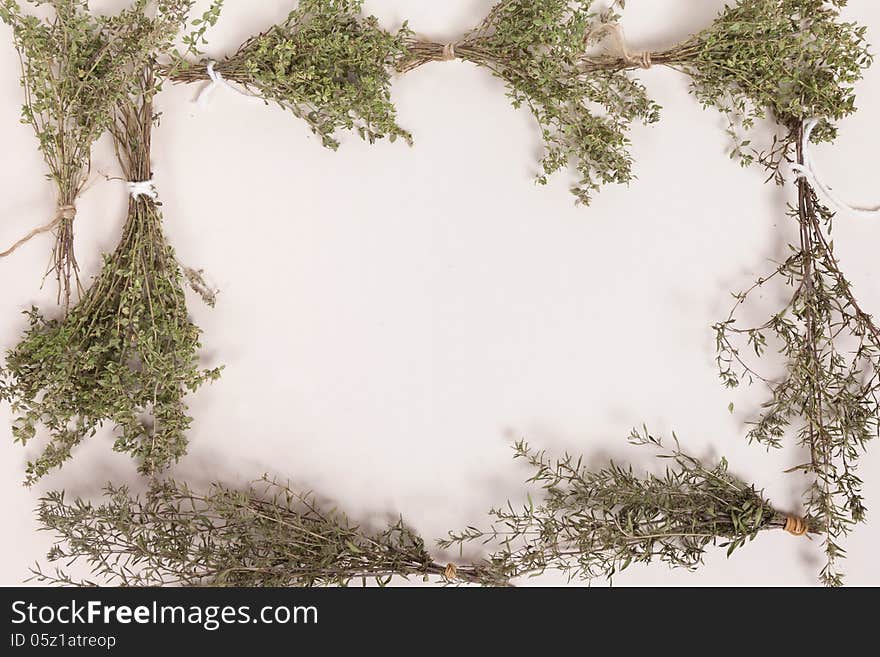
[0,0,199,307]
[0,69,221,486]
[31,477,489,587]
[167,0,412,149]
[714,122,880,587]
[441,430,813,584]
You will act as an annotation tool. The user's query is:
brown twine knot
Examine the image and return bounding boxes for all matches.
[588,23,653,69]
[441,42,458,62]
[443,563,458,581]
[0,204,77,258]
[784,516,809,537]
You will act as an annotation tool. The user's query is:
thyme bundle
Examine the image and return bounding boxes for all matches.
[0,0,197,306]
[644,0,871,172]
[442,430,812,584]
[714,123,880,586]
[0,70,220,486]
[32,478,486,587]
[401,0,660,205]
[168,0,412,149]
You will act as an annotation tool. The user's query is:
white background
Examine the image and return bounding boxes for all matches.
[1,0,878,586]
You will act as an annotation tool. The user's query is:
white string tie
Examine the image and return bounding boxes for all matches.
[196,61,259,108]
[792,118,880,218]
[127,180,158,201]
[196,61,225,108]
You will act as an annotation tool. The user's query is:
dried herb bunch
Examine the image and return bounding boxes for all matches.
[32,477,487,587]
[401,0,661,205]
[714,123,880,587]
[0,0,198,306]
[443,430,813,584]
[648,0,872,171]
[0,70,220,486]
[168,0,412,149]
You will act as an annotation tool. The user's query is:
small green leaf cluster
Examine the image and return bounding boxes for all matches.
[32,478,459,587]
[664,0,872,169]
[0,0,198,303]
[442,430,789,584]
[170,0,413,149]
[0,81,220,485]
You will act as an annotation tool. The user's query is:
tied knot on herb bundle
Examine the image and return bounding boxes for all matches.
[0,69,221,486]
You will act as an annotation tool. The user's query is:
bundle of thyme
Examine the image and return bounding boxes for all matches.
[642,0,872,173]
[167,0,412,149]
[443,430,813,584]
[714,123,880,586]
[0,0,197,306]
[400,0,661,205]
[0,70,220,486]
[32,477,486,587]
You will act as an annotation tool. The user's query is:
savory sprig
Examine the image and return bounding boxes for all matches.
[443,430,813,584]
[715,123,880,586]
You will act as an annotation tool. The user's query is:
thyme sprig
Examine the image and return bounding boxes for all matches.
[714,124,880,586]
[0,0,197,306]
[443,430,812,584]
[32,478,487,587]
[0,69,221,485]
[168,0,412,149]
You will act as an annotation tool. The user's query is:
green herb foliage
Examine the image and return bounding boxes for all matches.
[402,0,661,205]
[0,71,220,485]
[0,0,197,306]
[654,0,871,172]
[169,0,412,149]
[442,430,805,584]
[714,127,880,586]
[32,477,486,586]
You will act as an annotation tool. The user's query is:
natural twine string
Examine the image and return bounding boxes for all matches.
[0,204,76,258]
[441,42,458,61]
[792,118,880,218]
[589,23,653,69]
[443,563,458,580]
[196,61,261,108]
[784,516,809,537]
